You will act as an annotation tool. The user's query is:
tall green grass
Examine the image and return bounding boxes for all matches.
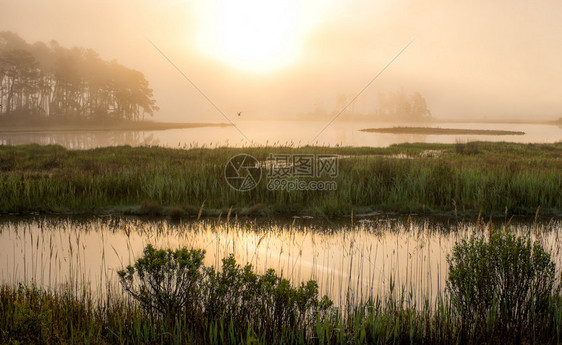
[1,215,562,344]
[1,142,562,217]
[3,227,562,344]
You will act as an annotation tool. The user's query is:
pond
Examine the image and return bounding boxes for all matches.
[1,215,560,307]
[1,120,560,149]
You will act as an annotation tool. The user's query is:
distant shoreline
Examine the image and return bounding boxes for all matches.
[0,121,234,133]
[430,118,562,125]
[360,126,526,135]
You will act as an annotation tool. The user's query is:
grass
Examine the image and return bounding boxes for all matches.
[2,231,562,344]
[360,126,526,135]
[1,142,562,217]
[0,283,432,345]
[1,214,561,344]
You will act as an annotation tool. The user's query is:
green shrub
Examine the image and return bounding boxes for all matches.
[118,245,333,342]
[117,244,206,320]
[447,228,557,341]
[204,255,332,339]
[455,141,479,155]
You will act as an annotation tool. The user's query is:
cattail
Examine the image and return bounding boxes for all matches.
[197,200,205,221]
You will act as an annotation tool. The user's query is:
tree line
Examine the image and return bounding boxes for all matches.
[373,90,431,121]
[300,89,431,122]
[0,32,158,121]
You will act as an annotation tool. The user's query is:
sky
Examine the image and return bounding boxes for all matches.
[1,0,562,122]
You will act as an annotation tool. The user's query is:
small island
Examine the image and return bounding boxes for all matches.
[360,126,526,135]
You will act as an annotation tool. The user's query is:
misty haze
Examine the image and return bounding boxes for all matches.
[1,1,562,344]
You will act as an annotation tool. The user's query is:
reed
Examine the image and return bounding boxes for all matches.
[1,142,562,217]
[1,216,562,344]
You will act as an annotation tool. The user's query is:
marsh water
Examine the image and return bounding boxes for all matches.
[1,215,560,307]
[1,120,561,149]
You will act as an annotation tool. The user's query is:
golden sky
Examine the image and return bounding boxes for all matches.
[1,0,561,122]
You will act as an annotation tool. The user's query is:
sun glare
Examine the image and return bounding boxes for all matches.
[197,0,305,72]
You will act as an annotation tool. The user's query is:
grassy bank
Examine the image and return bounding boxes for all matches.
[3,283,556,345]
[3,285,560,345]
[0,119,233,132]
[1,142,561,217]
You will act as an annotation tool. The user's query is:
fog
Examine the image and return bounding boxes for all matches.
[2,0,562,123]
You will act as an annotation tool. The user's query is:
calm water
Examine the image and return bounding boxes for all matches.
[1,120,560,149]
[1,216,560,306]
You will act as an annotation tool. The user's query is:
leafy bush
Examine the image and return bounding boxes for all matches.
[447,228,557,340]
[118,245,333,342]
[455,141,479,155]
[118,244,205,319]
[205,256,332,336]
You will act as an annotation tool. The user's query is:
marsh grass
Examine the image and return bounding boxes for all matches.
[1,142,562,216]
[455,140,479,155]
[2,251,562,344]
[1,216,562,344]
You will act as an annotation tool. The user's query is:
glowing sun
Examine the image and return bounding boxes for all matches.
[197,0,305,72]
